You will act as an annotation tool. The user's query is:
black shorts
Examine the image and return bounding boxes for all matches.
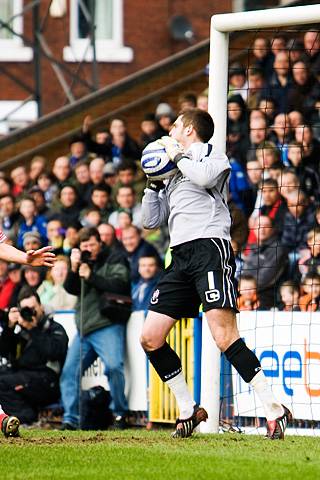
[149,238,238,319]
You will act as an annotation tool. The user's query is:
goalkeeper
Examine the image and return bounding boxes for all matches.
[140,108,291,439]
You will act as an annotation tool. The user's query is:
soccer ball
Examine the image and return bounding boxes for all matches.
[141,140,178,180]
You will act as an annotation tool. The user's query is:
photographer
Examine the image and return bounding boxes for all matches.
[61,227,131,430]
[0,287,68,426]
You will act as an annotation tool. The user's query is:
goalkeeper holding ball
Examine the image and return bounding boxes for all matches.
[140,108,291,439]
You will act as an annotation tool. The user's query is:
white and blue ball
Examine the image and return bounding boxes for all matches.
[141,140,178,180]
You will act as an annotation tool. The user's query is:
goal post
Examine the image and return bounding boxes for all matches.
[201,3,320,434]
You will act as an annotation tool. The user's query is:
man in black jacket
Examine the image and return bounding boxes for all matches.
[0,287,68,427]
[61,227,131,430]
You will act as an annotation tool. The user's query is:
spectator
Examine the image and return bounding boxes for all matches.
[46,219,65,254]
[247,67,268,110]
[269,113,292,164]
[0,260,15,309]
[277,168,300,201]
[178,92,197,111]
[7,263,22,308]
[227,94,249,163]
[98,223,123,252]
[17,197,48,249]
[37,255,77,311]
[21,264,45,291]
[103,163,118,190]
[115,209,133,240]
[61,227,131,430]
[140,113,162,148]
[0,194,20,242]
[73,161,92,207]
[155,103,175,134]
[52,156,71,189]
[277,280,300,311]
[247,115,269,160]
[288,110,305,130]
[299,272,320,312]
[37,172,57,207]
[62,225,80,256]
[80,207,102,228]
[294,124,320,169]
[196,93,208,111]
[69,136,87,168]
[242,215,288,308]
[237,274,260,311]
[121,225,162,283]
[10,166,30,198]
[286,38,304,65]
[228,63,248,101]
[132,255,162,312]
[256,141,281,174]
[0,177,13,197]
[252,37,274,81]
[90,184,113,223]
[281,189,316,252]
[287,141,320,200]
[50,184,81,229]
[258,97,277,125]
[229,159,254,215]
[108,186,142,229]
[288,60,320,118]
[269,51,293,113]
[270,34,287,56]
[0,287,68,424]
[303,31,320,70]
[95,129,109,145]
[28,186,50,217]
[299,226,320,278]
[89,157,105,186]
[82,115,141,165]
[29,156,46,183]
[22,231,42,253]
[260,178,287,237]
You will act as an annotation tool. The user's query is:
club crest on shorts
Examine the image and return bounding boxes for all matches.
[150,289,160,305]
[205,289,220,303]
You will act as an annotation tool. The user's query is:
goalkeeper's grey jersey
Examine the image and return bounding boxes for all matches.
[142,142,232,247]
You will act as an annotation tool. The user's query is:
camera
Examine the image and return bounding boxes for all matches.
[80,250,94,266]
[19,306,36,323]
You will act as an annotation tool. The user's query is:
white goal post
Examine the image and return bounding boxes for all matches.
[201,3,320,434]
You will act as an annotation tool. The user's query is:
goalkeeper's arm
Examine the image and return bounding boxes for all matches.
[142,184,169,230]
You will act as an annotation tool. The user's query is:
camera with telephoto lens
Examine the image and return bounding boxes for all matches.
[80,250,94,266]
[19,306,36,323]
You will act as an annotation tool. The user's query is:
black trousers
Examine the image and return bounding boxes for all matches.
[0,369,60,424]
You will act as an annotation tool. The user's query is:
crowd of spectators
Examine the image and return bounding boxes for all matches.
[0,29,320,426]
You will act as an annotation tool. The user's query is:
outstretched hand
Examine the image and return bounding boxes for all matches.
[26,246,56,267]
[82,115,92,134]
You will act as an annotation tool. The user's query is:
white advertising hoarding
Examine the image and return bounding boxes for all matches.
[233,311,320,421]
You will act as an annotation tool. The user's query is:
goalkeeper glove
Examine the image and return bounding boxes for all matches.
[158,136,186,164]
[146,179,165,192]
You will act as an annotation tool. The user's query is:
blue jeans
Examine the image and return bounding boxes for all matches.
[60,324,128,426]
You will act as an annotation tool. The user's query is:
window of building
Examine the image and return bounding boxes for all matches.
[63,0,133,63]
[0,0,33,61]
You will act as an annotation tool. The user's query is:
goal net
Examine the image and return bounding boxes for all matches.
[204,4,320,435]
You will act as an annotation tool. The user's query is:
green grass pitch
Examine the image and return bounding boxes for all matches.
[0,429,319,480]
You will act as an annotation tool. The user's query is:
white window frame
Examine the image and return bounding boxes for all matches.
[63,0,133,63]
[0,0,33,61]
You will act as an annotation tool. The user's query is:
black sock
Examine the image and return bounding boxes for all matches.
[224,338,261,383]
[146,342,182,382]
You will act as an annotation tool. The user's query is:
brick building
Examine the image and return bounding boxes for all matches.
[0,0,237,133]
